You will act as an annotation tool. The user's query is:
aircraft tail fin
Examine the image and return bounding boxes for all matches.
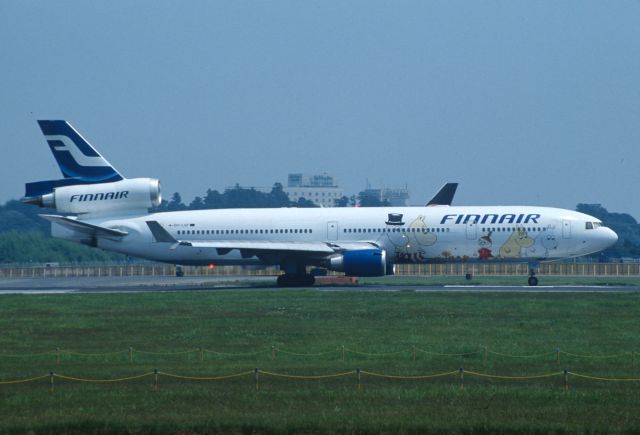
[25,121,125,197]
[37,120,124,182]
[426,182,458,206]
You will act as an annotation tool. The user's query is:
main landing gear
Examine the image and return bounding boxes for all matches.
[277,260,316,287]
[276,274,315,287]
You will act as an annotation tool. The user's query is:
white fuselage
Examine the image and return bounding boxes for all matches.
[56,205,618,267]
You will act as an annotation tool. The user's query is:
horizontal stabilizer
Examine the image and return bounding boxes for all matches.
[426,182,458,206]
[40,214,128,238]
[25,178,95,198]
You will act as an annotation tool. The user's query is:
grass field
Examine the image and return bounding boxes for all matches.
[2,288,640,433]
[360,274,640,286]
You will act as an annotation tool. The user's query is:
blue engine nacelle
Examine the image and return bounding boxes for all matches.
[328,249,387,277]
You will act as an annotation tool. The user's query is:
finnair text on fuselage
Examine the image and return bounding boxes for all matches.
[70,191,129,202]
[440,213,541,225]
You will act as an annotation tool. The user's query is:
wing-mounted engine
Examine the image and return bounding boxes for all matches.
[326,249,387,276]
[23,178,161,216]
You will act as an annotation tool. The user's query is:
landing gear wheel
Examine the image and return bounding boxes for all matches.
[528,276,538,286]
[465,273,473,280]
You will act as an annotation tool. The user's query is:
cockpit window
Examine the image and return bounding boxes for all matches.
[585,222,602,230]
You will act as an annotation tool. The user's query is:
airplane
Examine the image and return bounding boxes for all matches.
[22,120,618,287]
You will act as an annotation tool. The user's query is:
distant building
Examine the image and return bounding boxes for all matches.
[284,173,344,207]
[360,186,410,206]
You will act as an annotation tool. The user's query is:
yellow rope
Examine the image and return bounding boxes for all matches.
[203,349,271,356]
[54,372,154,383]
[61,349,130,357]
[275,348,338,356]
[0,374,49,385]
[568,372,640,382]
[415,347,483,357]
[361,369,459,380]
[464,370,562,380]
[134,350,196,356]
[159,370,254,381]
[259,370,356,379]
[344,348,407,356]
[487,350,557,358]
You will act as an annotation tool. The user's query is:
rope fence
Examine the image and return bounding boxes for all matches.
[4,368,640,391]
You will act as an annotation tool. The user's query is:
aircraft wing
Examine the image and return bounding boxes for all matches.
[40,214,128,238]
[146,221,377,255]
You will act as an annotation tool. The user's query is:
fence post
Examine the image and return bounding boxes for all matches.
[412,345,416,362]
[342,345,345,362]
[556,347,560,366]
[459,367,464,389]
[483,346,487,366]
[200,347,204,362]
[56,348,60,365]
[154,368,158,391]
[271,345,275,360]
[564,369,569,392]
[357,368,361,390]
[254,368,260,391]
[129,347,133,363]
[632,351,635,368]
[49,371,55,393]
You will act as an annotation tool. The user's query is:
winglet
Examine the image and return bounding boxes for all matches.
[146,221,178,243]
[426,183,458,206]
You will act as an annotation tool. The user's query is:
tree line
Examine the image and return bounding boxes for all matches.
[154,183,388,211]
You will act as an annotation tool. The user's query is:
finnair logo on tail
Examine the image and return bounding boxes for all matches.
[45,135,111,167]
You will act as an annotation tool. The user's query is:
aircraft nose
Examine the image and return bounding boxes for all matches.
[605,228,618,247]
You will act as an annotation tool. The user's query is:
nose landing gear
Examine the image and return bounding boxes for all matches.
[528,263,539,286]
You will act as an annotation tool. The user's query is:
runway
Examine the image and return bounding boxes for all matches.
[0,276,638,294]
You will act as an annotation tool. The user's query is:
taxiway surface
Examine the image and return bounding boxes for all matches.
[0,276,638,294]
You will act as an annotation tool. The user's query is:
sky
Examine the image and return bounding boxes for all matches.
[1,1,639,218]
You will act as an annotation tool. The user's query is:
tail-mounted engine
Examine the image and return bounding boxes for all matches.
[23,178,161,215]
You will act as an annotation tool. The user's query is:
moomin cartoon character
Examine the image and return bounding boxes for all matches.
[525,226,558,258]
[408,215,437,247]
[397,215,438,262]
[477,231,494,260]
[499,227,534,258]
[540,228,558,257]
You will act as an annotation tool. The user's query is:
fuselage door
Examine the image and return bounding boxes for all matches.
[327,221,338,241]
[466,221,477,240]
[562,220,571,239]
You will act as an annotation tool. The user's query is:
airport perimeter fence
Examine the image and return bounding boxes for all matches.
[3,367,640,392]
[4,345,640,390]
[1,262,639,279]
